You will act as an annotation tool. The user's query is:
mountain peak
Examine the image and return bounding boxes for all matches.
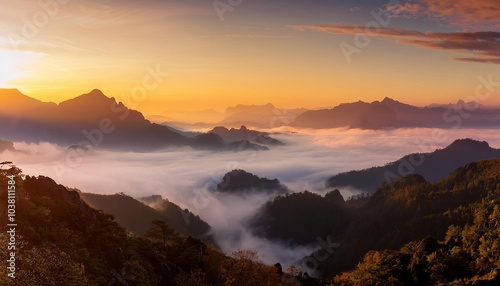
[0,88,34,101]
[0,88,55,115]
[59,89,115,108]
[445,138,490,151]
[325,189,345,205]
[381,97,396,103]
[89,88,105,95]
[0,88,22,95]
[83,89,111,101]
[216,169,286,193]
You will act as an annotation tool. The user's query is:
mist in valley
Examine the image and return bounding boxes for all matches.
[3,127,500,267]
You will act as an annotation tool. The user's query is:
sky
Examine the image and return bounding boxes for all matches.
[0,0,499,117]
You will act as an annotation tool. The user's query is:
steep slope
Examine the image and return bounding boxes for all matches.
[327,139,500,192]
[316,159,500,277]
[80,193,212,242]
[0,164,288,285]
[335,162,500,285]
[0,88,57,119]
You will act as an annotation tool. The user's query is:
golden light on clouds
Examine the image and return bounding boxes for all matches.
[0,0,498,119]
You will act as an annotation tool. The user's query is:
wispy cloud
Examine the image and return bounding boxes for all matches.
[294,25,500,64]
[386,0,500,29]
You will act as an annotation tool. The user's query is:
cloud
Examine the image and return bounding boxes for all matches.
[386,0,500,29]
[295,25,500,64]
[5,127,500,268]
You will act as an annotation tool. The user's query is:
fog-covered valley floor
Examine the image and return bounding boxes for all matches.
[4,127,500,267]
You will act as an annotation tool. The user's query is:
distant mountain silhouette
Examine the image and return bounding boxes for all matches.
[217,103,307,129]
[327,138,500,192]
[0,89,266,151]
[293,97,500,129]
[0,140,14,153]
[80,192,212,242]
[214,169,288,194]
[209,126,283,146]
[426,99,488,109]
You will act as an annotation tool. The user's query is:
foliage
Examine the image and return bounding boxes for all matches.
[0,164,288,285]
[333,160,500,285]
[316,160,500,277]
[252,190,348,245]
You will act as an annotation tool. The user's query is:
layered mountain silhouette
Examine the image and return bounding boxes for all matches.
[0,89,267,151]
[214,169,288,194]
[293,97,500,129]
[209,126,283,146]
[0,140,14,153]
[218,103,307,129]
[327,139,500,193]
[80,192,212,242]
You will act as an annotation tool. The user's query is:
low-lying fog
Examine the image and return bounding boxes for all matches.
[4,127,500,268]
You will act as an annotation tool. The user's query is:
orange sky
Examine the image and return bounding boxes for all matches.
[1,0,499,117]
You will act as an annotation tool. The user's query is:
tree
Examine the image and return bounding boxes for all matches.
[176,269,210,286]
[222,249,282,286]
[145,220,179,245]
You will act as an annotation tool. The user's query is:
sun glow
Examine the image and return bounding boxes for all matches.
[0,47,38,87]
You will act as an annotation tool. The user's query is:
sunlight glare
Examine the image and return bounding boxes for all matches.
[0,47,38,87]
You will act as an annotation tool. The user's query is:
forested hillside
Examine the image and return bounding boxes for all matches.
[2,159,500,285]
[318,159,500,280]
[0,163,316,285]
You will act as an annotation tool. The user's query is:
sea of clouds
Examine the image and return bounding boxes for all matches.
[3,127,500,267]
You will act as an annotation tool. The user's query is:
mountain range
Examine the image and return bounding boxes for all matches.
[156,103,307,130]
[292,97,500,129]
[327,138,500,193]
[0,89,267,152]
